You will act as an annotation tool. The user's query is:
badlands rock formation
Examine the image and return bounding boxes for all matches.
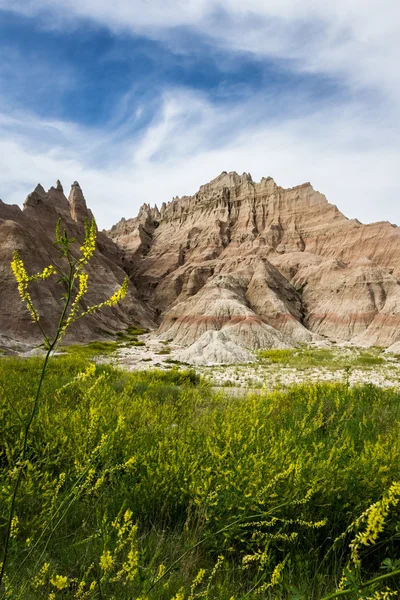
[109,172,400,362]
[2,171,400,362]
[0,181,154,351]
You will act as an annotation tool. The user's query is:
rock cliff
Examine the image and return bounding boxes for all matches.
[109,171,400,358]
[2,171,400,359]
[0,181,154,351]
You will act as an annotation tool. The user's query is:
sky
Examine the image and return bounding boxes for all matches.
[0,1,399,229]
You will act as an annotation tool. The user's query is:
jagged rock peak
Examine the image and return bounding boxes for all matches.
[24,187,46,209]
[198,171,252,194]
[69,181,89,223]
[34,184,46,197]
[22,181,71,222]
[137,202,161,223]
[23,183,46,208]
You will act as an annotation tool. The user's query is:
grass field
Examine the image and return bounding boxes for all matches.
[1,354,400,599]
[257,347,385,369]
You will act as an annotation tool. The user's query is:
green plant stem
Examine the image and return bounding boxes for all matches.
[320,568,400,599]
[55,260,74,339]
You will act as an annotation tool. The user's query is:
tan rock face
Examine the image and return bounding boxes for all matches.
[0,182,155,349]
[3,171,400,358]
[109,171,400,353]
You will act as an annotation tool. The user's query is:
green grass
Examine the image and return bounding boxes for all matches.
[126,326,147,336]
[164,358,189,366]
[124,340,146,347]
[258,347,385,369]
[62,334,147,359]
[0,356,399,598]
[62,340,120,358]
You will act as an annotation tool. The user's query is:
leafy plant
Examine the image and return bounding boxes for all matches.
[0,219,128,591]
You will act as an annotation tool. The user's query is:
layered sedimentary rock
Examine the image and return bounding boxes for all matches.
[109,171,400,357]
[3,171,400,359]
[0,181,154,350]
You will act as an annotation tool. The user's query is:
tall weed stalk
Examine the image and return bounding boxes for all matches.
[0,219,128,592]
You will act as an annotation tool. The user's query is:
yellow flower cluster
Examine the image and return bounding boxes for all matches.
[33,562,50,589]
[61,272,89,335]
[77,272,89,299]
[188,568,206,599]
[36,265,57,279]
[50,574,69,590]
[99,550,113,572]
[77,276,129,322]
[11,251,57,323]
[157,563,166,579]
[253,557,288,594]
[93,509,140,585]
[270,559,286,586]
[79,219,97,265]
[10,515,19,539]
[365,590,398,599]
[350,481,400,565]
[102,276,129,307]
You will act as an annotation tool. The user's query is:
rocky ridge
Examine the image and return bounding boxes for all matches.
[2,171,400,363]
[0,180,154,352]
[109,171,400,363]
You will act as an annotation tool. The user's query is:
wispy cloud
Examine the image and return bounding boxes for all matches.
[0,1,399,228]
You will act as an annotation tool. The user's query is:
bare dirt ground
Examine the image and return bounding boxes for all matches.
[111,333,400,391]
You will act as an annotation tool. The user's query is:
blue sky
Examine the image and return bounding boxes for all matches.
[0,1,399,228]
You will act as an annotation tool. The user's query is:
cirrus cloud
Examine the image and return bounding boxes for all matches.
[0,0,399,228]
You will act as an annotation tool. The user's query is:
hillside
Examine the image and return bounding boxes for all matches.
[109,172,400,361]
[0,181,154,352]
[2,171,400,360]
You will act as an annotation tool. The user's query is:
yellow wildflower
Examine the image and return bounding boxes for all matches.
[365,590,398,599]
[11,252,56,322]
[50,574,69,590]
[121,548,139,582]
[61,272,89,335]
[10,515,19,539]
[188,568,206,599]
[157,563,166,579]
[350,481,400,565]
[99,549,113,572]
[102,276,129,307]
[30,265,57,281]
[74,580,87,599]
[11,251,38,322]
[79,219,97,265]
[33,562,50,589]
[270,560,286,586]
[73,275,129,322]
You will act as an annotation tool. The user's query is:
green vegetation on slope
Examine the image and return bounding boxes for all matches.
[0,356,399,599]
[62,326,147,359]
[258,347,385,369]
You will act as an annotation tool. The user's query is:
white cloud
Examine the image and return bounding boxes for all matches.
[0,0,399,227]
[1,87,399,229]
[2,0,399,98]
